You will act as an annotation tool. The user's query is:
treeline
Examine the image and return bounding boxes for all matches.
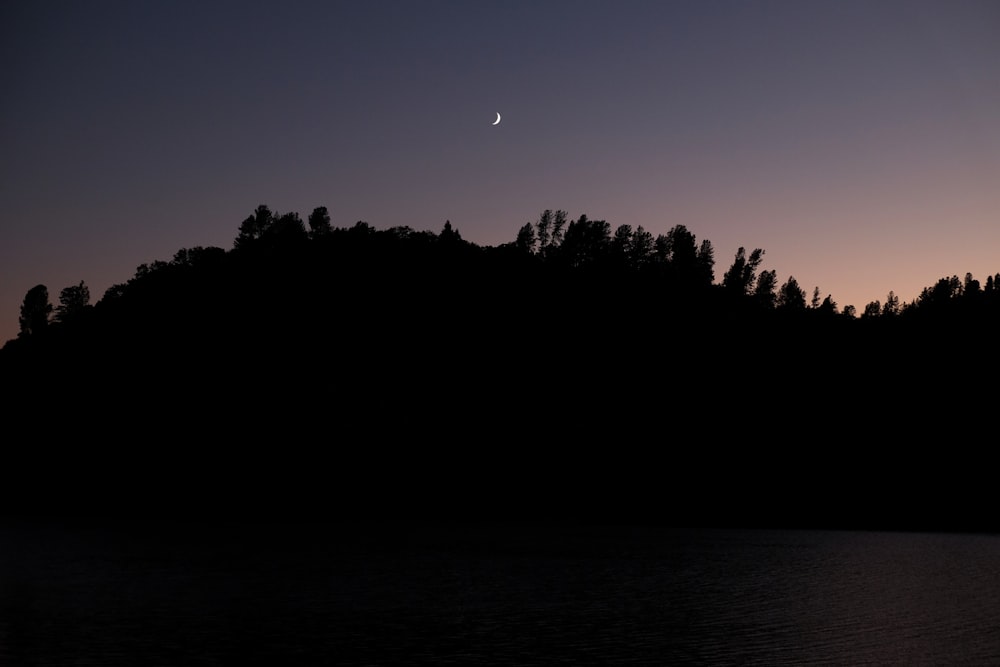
[2,205,997,525]
[9,205,1000,352]
[8,202,1000,396]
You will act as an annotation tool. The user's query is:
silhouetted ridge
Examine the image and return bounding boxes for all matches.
[1,206,997,527]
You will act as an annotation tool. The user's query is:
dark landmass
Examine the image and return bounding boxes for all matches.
[2,207,997,530]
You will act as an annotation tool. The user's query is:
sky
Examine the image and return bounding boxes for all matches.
[2,0,999,343]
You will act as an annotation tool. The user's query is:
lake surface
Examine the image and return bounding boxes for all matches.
[2,523,999,665]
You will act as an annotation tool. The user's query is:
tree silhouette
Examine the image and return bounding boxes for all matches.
[531,209,568,257]
[515,222,537,254]
[135,260,169,279]
[308,206,332,238]
[536,209,552,251]
[656,225,712,288]
[882,291,900,317]
[963,272,980,295]
[440,220,462,244]
[919,275,962,308]
[612,224,633,266]
[776,276,806,311]
[696,239,715,286]
[722,247,764,296]
[55,281,90,323]
[631,226,654,268]
[19,284,53,337]
[560,215,611,268]
[171,246,225,268]
[234,204,275,248]
[102,283,128,303]
[266,211,307,242]
[754,269,777,309]
[349,220,374,237]
[552,210,568,248]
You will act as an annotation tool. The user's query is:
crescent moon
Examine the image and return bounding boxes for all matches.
[492,112,501,126]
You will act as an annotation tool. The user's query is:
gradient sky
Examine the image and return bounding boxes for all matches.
[3,0,999,344]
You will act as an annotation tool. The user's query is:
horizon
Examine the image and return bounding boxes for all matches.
[3,0,999,344]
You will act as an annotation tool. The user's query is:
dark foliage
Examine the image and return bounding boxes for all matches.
[1,205,997,528]
[18,284,52,337]
[54,281,91,323]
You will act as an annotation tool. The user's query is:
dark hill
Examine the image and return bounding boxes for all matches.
[2,213,997,529]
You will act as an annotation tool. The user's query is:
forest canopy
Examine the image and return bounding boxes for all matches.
[8,205,998,353]
[2,205,997,527]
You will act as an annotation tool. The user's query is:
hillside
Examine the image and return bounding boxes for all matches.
[2,208,997,528]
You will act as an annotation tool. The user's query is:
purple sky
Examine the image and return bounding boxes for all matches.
[3,0,999,344]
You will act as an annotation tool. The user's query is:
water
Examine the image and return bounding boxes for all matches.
[2,523,999,665]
